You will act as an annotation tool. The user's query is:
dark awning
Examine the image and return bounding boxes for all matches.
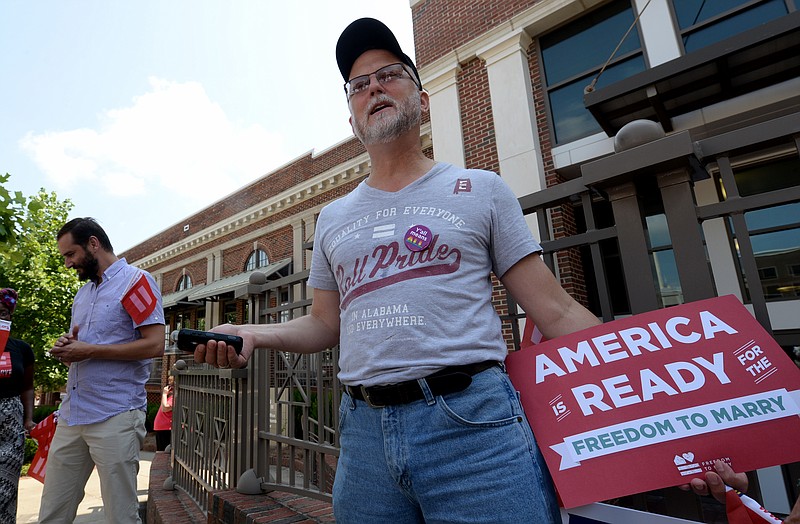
[186,258,292,302]
[161,289,196,308]
[584,11,800,136]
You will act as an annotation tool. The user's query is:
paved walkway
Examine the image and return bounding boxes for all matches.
[17,451,154,523]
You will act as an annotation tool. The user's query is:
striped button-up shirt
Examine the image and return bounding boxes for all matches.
[59,258,164,426]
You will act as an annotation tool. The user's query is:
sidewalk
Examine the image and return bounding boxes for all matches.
[17,450,154,523]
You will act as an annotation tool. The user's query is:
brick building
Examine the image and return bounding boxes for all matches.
[124,0,800,520]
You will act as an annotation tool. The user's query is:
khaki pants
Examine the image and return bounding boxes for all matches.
[39,410,146,524]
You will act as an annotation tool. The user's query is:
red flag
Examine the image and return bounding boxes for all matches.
[726,486,783,524]
[28,412,58,484]
[121,273,157,324]
[520,315,546,349]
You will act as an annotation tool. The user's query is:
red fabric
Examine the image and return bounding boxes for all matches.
[520,315,546,349]
[121,274,156,324]
[153,396,173,431]
[726,487,783,524]
[28,412,58,484]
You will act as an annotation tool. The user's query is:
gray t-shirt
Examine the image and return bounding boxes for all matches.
[309,162,541,386]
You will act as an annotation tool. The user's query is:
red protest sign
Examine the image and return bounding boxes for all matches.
[0,320,10,377]
[28,412,58,484]
[506,295,800,508]
[0,319,10,353]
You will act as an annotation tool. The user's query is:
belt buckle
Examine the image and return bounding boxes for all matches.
[359,386,385,408]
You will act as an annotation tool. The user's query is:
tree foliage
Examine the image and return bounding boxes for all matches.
[0,173,44,262]
[0,184,80,392]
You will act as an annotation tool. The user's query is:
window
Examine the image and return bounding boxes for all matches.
[574,197,631,316]
[671,0,790,53]
[540,0,645,144]
[646,214,684,307]
[174,312,192,329]
[246,249,269,271]
[758,267,778,280]
[224,301,239,324]
[746,204,800,298]
[720,155,800,301]
[176,274,192,291]
[280,290,290,323]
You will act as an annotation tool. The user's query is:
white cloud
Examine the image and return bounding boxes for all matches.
[19,128,102,188]
[19,77,285,204]
[101,171,146,197]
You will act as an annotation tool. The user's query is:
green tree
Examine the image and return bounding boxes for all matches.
[0,187,79,392]
[0,173,44,261]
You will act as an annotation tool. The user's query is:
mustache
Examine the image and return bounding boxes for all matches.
[365,94,395,116]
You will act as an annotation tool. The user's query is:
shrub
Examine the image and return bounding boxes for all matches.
[145,402,159,432]
[24,437,38,464]
[33,405,58,423]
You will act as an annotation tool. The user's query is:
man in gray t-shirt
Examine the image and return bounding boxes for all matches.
[196,17,600,524]
[309,162,542,387]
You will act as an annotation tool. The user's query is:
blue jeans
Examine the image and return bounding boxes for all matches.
[333,364,561,523]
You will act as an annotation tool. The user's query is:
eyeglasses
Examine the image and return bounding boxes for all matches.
[344,63,419,99]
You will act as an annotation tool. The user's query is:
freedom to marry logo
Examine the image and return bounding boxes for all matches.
[506,295,800,508]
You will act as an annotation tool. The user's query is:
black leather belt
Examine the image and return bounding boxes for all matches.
[345,360,499,408]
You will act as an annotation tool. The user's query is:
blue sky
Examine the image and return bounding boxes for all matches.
[1,1,414,252]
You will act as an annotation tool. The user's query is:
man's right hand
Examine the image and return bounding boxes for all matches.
[193,324,254,369]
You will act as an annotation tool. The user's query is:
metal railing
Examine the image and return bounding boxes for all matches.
[169,270,341,512]
[249,269,341,500]
[169,367,250,510]
[251,346,340,499]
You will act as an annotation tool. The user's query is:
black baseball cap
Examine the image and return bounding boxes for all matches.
[336,17,421,88]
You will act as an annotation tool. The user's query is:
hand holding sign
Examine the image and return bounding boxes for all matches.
[684,459,748,501]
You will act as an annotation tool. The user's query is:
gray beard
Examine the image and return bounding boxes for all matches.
[353,92,421,145]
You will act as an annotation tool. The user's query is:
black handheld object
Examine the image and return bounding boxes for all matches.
[176,329,244,355]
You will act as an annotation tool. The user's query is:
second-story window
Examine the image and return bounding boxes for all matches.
[176,274,192,291]
[672,0,790,54]
[246,249,269,271]
[540,0,645,144]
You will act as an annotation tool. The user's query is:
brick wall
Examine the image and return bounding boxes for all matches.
[164,259,208,290]
[458,58,500,173]
[526,38,591,307]
[221,227,293,276]
[412,0,541,68]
